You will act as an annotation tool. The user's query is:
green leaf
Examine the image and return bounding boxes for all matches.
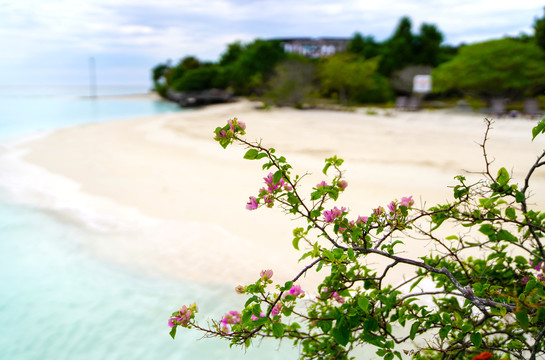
[505,207,517,220]
[363,317,379,331]
[283,281,293,291]
[496,229,517,243]
[358,297,369,312]
[524,279,537,293]
[254,316,269,326]
[169,326,177,339]
[332,248,344,259]
[496,167,510,186]
[515,309,530,329]
[273,170,282,184]
[409,321,420,340]
[376,349,387,357]
[292,236,300,250]
[243,149,259,160]
[532,118,545,140]
[242,311,253,325]
[322,163,332,175]
[331,322,350,346]
[461,324,473,333]
[409,277,424,291]
[319,320,332,333]
[272,322,285,338]
[244,337,251,348]
[470,332,482,347]
[439,325,451,340]
[479,224,496,236]
[515,191,525,203]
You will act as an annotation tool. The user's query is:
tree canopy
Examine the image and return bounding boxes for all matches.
[432,38,545,98]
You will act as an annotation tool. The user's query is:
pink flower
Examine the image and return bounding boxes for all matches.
[284,284,305,298]
[332,292,345,304]
[260,269,273,281]
[271,303,283,316]
[263,194,274,207]
[251,312,266,321]
[235,285,246,294]
[534,261,543,271]
[169,303,198,328]
[246,196,258,210]
[228,118,246,131]
[400,196,414,208]
[264,173,286,192]
[388,202,396,212]
[337,180,348,190]
[220,310,241,333]
[373,206,384,216]
[521,275,530,285]
[323,206,346,223]
[356,216,368,224]
[217,129,227,138]
[316,181,328,189]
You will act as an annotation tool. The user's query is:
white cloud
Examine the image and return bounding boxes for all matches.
[0,0,543,85]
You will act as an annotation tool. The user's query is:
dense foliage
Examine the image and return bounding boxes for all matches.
[152,13,544,106]
[534,8,545,51]
[432,39,545,98]
[168,118,545,359]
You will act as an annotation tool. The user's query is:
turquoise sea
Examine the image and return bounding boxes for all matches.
[0,86,295,359]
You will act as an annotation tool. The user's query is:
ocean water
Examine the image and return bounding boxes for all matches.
[0,87,297,359]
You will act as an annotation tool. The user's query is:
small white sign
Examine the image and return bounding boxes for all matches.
[413,75,432,93]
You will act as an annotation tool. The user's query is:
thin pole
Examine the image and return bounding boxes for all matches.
[89,57,97,98]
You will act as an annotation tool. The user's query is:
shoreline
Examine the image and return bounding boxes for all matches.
[1,100,544,288]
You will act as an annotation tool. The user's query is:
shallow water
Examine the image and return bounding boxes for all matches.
[0,88,298,359]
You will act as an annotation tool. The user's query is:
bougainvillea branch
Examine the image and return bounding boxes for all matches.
[167,117,545,360]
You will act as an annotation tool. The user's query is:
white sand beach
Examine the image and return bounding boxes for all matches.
[1,100,544,289]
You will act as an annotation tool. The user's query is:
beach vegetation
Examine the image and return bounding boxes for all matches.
[319,53,391,104]
[432,38,545,99]
[263,57,319,108]
[534,7,545,51]
[152,14,545,108]
[169,117,545,359]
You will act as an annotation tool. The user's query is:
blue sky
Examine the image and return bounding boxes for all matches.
[1,0,543,89]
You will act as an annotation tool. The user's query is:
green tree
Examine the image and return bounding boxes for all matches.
[346,32,381,59]
[171,65,224,92]
[433,38,545,98]
[319,53,390,104]
[379,16,416,75]
[414,23,443,66]
[228,39,286,95]
[534,7,545,51]
[264,57,318,107]
[219,41,244,66]
[151,61,171,97]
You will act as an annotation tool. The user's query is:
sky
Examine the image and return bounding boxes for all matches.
[1,0,544,89]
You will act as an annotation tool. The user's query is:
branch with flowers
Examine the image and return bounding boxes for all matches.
[168,117,545,360]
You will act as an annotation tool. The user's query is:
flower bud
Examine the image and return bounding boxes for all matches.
[260,269,273,281]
